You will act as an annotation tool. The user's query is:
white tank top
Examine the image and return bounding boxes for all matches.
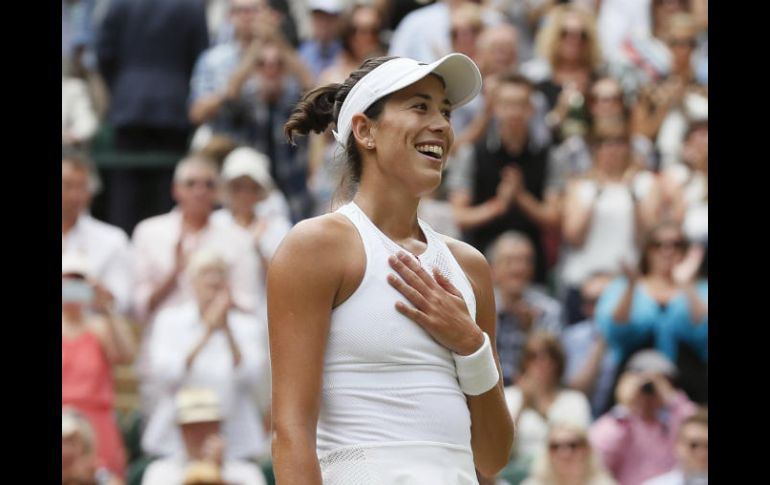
[561,179,640,286]
[317,202,477,457]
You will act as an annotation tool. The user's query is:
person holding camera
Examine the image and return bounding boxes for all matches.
[62,252,137,479]
[589,350,697,485]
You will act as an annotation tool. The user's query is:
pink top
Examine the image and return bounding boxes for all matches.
[62,332,114,410]
[589,392,696,485]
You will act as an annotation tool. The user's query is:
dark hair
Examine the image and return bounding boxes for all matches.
[684,119,708,143]
[284,55,398,203]
[639,220,687,275]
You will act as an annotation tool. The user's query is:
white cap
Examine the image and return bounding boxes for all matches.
[176,387,223,425]
[221,147,275,190]
[61,251,91,277]
[308,0,344,14]
[332,53,483,148]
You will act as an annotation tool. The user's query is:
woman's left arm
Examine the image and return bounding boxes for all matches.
[387,241,514,477]
[453,242,516,477]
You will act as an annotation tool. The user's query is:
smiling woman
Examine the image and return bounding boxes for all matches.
[269,54,514,484]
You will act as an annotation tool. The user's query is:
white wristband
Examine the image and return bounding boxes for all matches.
[453,332,500,396]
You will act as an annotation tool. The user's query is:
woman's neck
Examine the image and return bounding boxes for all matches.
[354,181,422,244]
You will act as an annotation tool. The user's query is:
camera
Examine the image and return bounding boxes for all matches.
[640,381,656,396]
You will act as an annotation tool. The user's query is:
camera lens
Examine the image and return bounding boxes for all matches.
[640,381,656,395]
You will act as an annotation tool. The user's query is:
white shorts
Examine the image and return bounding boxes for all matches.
[319,441,478,485]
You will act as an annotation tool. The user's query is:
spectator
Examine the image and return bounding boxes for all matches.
[388,0,503,63]
[594,221,708,372]
[502,332,591,484]
[298,0,344,80]
[96,0,209,234]
[641,409,708,485]
[522,4,604,142]
[142,387,267,485]
[309,3,387,214]
[546,76,658,196]
[62,154,133,315]
[632,13,708,169]
[62,407,123,485]
[490,231,563,386]
[141,250,270,463]
[561,273,617,418]
[188,0,277,143]
[221,37,315,221]
[660,121,708,246]
[62,252,136,478]
[212,147,293,273]
[522,420,618,485]
[131,156,261,417]
[589,350,697,485]
[448,72,559,285]
[559,116,660,324]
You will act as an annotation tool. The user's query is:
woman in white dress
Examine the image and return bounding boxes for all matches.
[269,54,514,483]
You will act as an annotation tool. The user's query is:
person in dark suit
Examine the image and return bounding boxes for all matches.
[96,0,209,234]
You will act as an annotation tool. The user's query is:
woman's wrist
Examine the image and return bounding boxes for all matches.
[453,332,500,396]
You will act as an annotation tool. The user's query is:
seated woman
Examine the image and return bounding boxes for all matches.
[594,221,707,374]
[62,252,136,479]
[522,419,618,485]
[141,249,271,463]
[502,331,591,484]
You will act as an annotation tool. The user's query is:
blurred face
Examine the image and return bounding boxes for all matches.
[367,75,453,197]
[494,82,533,135]
[256,45,286,100]
[684,127,708,171]
[524,341,559,383]
[226,175,267,213]
[558,14,588,63]
[646,226,688,274]
[231,0,264,40]
[589,79,624,118]
[349,7,382,61]
[61,434,84,470]
[548,428,589,477]
[492,238,534,298]
[479,29,518,76]
[593,134,630,175]
[173,164,218,219]
[61,274,90,315]
[677,422,708,473]
[192,265,228,305]
[311,10,340,43]
[62,162,91,222]
[180,421,221,459]
[654,0,687,29]
[451,20,482,58]
[667,30,696,70]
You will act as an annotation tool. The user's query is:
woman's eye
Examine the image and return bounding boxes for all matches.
[413,103,428,110]
[442,110,452,120]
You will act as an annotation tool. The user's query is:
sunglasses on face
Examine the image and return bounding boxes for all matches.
[352,25,380,35]
[686,440,708,451]
[232,5,261,14]
[182,178,216,190]
[597,137,628,146]
[549,440,586,452]
[450,25,482,39]
[257,58,284,68]
[650,239,688,251]
[560,28,588,40]
[669,38,696,48]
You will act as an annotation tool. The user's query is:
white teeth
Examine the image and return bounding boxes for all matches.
[416,144,444,158]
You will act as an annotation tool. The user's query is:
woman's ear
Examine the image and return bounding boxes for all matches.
[351,113,376,150]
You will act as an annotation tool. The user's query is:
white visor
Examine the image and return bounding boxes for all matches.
[332,53,483,148]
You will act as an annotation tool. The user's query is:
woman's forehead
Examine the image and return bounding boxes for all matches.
[389,75,449,103]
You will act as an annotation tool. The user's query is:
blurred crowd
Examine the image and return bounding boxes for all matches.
[62,0,708,484]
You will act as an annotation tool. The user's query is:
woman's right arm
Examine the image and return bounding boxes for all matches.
[562,179,595,247]
[268,215,354,484]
